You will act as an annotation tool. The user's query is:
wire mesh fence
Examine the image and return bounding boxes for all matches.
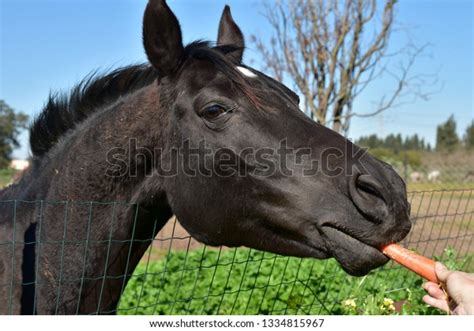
[0,188,473,314]
[384,151,474,191]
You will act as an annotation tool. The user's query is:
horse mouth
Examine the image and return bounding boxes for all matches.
[253,219,330,259]
[321,225,389,276]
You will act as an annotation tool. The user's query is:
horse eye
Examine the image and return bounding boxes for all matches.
[202,105,227,120]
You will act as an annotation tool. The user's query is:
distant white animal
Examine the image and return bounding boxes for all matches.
[410,171,424,183]
[427,170,441,182]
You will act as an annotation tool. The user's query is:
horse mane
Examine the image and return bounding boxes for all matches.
[29,64,158,157]
[29,41,258,158]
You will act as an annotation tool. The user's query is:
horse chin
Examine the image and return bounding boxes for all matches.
[321,226,389,276]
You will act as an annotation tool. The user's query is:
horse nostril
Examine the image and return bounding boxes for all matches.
[349,174,389,224]
[355,175,387,204]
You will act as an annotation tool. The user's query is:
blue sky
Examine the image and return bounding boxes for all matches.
[1,0,472,158]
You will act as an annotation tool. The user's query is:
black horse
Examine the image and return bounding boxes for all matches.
[0,0,411,314]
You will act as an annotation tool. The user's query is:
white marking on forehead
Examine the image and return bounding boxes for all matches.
[236,66,258,78]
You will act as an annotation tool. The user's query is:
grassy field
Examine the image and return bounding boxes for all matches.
[0,168,15,188]
[408,182,474,191]
[118,247,472,315]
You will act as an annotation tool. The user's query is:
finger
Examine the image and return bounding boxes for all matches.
[423,283,446,300]
[434,262,451,282]
[423,295,449,313]
[463,272,474,281]
[422,281,437,289]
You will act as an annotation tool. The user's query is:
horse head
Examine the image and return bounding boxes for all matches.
[140,0,411,276]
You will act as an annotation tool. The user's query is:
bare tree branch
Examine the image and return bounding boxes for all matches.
[251,0,438,134]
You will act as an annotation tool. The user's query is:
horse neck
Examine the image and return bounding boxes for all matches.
[32,83,174,313]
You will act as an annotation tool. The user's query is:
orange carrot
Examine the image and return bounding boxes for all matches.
[381,243,438,283]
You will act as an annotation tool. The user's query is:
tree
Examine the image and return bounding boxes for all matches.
[0,100,29,168]
[436,115,459,152]
[251,0,434,134]
[463,120,474,150]
[356,133,429,151]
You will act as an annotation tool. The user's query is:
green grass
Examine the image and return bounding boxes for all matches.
[408,182,474,192]
[0,168,14,188]
[118,247,472,315]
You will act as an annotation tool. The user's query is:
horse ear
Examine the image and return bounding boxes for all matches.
[217,5,245,63]
[143,0,184,78]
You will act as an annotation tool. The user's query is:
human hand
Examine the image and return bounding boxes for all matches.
[422,262,474,315]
